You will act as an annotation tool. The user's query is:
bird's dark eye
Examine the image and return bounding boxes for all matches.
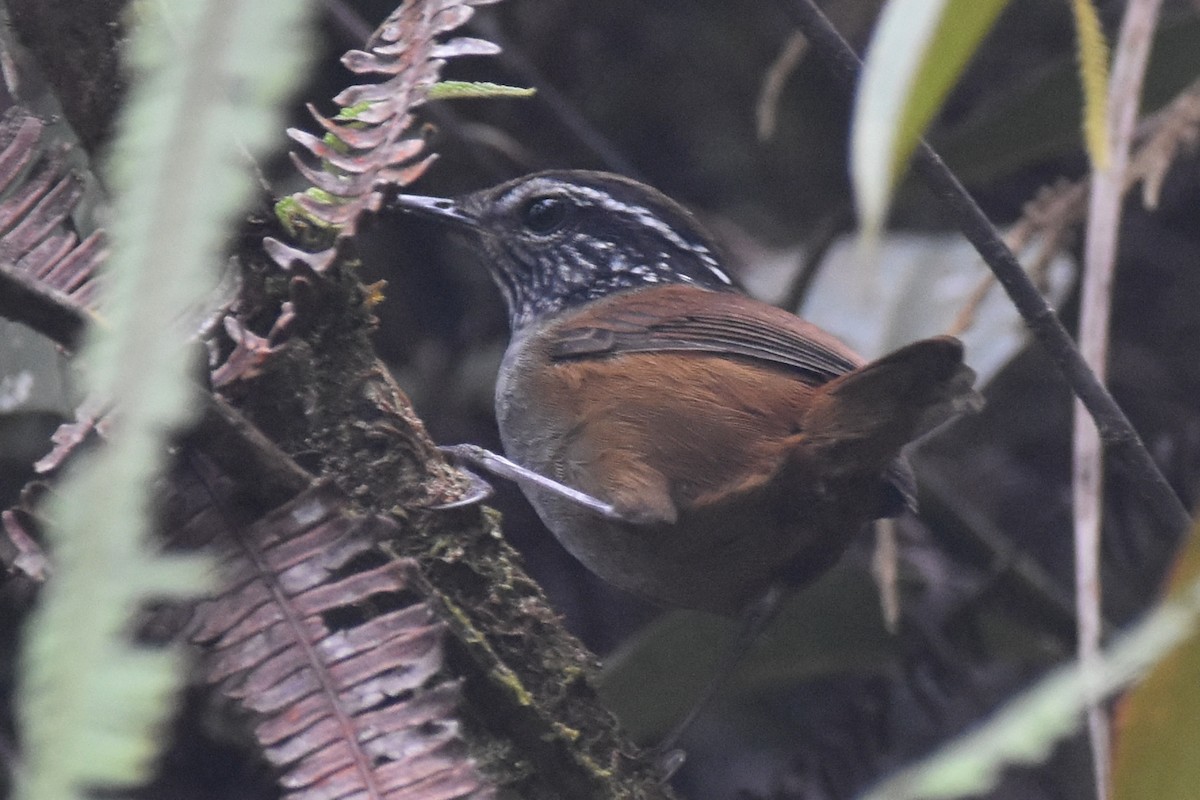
[521,196,569,234]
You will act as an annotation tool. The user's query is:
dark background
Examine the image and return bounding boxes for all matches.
[3,1,1200,798]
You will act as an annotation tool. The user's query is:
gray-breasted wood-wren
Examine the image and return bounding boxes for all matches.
[394,170,979,617]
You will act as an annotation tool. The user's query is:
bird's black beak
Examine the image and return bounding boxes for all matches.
[391,193,478,228]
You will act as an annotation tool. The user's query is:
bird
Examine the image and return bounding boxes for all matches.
[394,168,978,611]
[391,170,979,754]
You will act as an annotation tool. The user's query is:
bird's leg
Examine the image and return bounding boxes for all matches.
[439,444,626,521]
[653,581,789,781]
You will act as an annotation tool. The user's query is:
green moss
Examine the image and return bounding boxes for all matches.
[490,662,537,708]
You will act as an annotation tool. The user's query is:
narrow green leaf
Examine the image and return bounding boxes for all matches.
[15,1,316,798]
[1112,522,1200,800]
[1068,0,1112,170]
[427,80,536,100]
[851,0,1009,236]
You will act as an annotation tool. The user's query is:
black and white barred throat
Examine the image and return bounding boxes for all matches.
[455,170,737,330]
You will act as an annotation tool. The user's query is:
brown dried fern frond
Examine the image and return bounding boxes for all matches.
[0,100,110,563]
[1,505,49,581]
[0,103,107,348]
[190,483,494,800]
[277,0,499,257]
[1129,76,1200,209]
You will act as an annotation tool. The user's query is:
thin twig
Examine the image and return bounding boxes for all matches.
[1076,1,1163,796]
[779,203,851,312]
[779,0,1190,546]
[0,265,92,349]
[191,394,314,506]
[757,31,809,141]
[920,463,1088,640]
[949,180,1086,337]
[1131,76,1200,208]
[872,518,900,633]
[320,0,373,45]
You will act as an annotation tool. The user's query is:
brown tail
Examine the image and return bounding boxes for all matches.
[800,335,982,475]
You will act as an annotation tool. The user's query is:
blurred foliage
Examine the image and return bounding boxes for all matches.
[1111,519,1200,800]
[938,14,1200,185]
[13,1,315,798]
[851,0,1009,235]
[1067,0,1111,170]
[599,563,894,741]
[862,520,1200,800]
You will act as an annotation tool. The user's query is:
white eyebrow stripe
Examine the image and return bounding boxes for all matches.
[569,185,734,285]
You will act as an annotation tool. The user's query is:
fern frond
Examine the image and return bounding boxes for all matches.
[275,0,501,254]
[1070,0,1112,170]
[0,105,106,348]
[190,483,494,800]
[15,1,319,797]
